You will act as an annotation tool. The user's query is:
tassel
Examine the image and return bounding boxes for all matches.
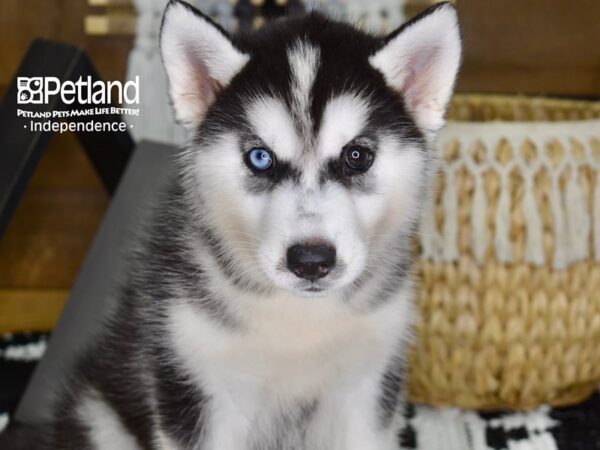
[494,172,512,263]
[471,172,488,263]
[549,173,568,269]
[565,166,590,262]
[442,167,459,261]
[522,177,545,264]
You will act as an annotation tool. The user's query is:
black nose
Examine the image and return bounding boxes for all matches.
[286,243,336,282]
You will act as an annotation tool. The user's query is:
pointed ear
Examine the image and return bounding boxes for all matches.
[160,0,249,129]
[369,3,461,134]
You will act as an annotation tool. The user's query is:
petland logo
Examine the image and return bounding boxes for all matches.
[17,76,139,105]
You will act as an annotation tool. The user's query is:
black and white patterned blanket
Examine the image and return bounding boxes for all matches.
[1,333,599,449]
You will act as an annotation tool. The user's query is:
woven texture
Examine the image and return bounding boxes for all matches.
[408,95,600,410]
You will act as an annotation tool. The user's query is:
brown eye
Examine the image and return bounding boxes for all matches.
[343,145,374,173]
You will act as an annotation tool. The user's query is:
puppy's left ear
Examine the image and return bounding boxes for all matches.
[370,3,461,135]
[160,0,249,129]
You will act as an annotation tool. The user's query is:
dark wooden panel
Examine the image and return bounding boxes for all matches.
[0,289,68,333]
[456,0,600,97]
[0,0,133,90]
[0,187,108,289]
[28,132,107,190]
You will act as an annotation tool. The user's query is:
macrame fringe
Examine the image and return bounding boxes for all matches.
[421,120,600,269]
[471,174,488,263]
[494,172,512,263]
[522,176,545,265]
[442,169,459,261]
[565,169,591,262]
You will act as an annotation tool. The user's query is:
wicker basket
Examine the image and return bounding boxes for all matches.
[407,94,600,410]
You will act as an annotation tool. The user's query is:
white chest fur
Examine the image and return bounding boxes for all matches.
[167,290,413,450]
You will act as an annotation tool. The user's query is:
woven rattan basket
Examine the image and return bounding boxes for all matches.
[407,94,600,410]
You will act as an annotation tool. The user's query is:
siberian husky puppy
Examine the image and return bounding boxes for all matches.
[45,1,461,449]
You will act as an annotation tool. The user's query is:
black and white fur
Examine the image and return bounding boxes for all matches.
[47,2,461,449]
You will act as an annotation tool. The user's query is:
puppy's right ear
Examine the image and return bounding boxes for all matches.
[160,0,249,129]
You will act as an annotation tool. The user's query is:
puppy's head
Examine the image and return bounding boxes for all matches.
[160,1,461,297]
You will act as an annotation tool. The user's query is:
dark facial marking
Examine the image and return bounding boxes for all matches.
[194,12,425,162]
[244,158,301,194]
[319,157,375,193]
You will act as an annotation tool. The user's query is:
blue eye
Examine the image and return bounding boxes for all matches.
[246,147,274,172]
